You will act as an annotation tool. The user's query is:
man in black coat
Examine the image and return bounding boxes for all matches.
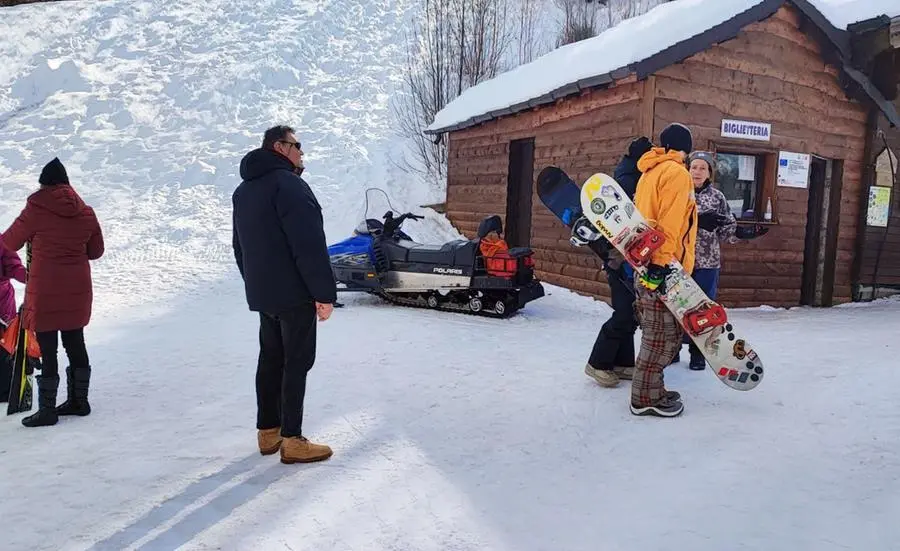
[583,136,653,388]
[232,125,336,464]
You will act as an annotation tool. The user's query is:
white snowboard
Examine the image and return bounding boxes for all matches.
[580,172,764,391]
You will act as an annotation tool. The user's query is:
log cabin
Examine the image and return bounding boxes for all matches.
[425,0,900,308]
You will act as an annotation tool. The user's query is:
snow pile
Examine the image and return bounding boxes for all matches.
[0,0,451,313]
[811,0,900,28]
[427,0,900,134]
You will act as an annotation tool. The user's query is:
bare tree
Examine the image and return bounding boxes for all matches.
[600,0,673,31]
[390,0,516,190]
[554,0,672,45]
[513,0,544,64]
[390,0,455,188]
[554,0,603,46]
[456,0,514,88]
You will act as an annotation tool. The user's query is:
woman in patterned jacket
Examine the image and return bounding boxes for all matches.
[675,150,768,370]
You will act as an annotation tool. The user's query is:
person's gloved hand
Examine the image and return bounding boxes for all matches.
[639,263,673,294]
[735,224,770,239]
[628,136,653,159]
[698,212,729,232]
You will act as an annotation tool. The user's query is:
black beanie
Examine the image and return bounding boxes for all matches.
[659,123,693,154]
[39,157,69,186]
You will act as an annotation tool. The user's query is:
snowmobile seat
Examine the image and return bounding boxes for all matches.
[402,239,476,267]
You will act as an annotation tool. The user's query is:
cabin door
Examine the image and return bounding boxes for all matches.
[801,157,843,306]
[505,138,535,248]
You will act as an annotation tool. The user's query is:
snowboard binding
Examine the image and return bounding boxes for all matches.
[682,302,728,337]
[620,225,665,267]
[569,216,602,247]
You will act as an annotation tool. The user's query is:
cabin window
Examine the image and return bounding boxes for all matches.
[713,150,773,222]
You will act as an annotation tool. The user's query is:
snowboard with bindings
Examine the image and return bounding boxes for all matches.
[536,166,635,293]
[539,166,763,391]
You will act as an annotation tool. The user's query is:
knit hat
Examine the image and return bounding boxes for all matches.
[688,150,716,174]
[39,157,69,186]
[659,123,693,154]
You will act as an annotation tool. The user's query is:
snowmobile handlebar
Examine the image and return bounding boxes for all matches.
[381,211,424,239]
[383,211,424,223]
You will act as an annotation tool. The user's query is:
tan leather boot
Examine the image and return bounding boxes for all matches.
[258,428,283,455]
[280,436,333,464]
[584,364,619,387]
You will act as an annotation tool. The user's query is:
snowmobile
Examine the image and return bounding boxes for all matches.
[327,189,545,317]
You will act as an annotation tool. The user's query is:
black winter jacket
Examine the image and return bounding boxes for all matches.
[232,148,337,312]
[613,153,641,200]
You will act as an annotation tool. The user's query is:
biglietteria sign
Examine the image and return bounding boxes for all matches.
[721,119,771,142]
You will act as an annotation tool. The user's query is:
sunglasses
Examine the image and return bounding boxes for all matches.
[279,140,302,150]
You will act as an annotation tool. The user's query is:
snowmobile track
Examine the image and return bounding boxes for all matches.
[375,291,515,319]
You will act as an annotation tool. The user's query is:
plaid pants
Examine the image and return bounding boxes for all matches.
[631,279,683,406]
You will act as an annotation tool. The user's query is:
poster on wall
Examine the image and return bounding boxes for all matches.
[867,186,891,227]
[738,155,756,180]
[777,151,810,188]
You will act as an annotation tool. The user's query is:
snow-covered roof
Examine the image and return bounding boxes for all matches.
[812,0,900,29]
[425,0,900,135]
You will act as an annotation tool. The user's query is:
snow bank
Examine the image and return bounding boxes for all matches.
[427,0,900,134]
[0,0,449,312]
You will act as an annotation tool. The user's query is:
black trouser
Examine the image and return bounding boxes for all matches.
[588,264,637,370]
[36,329,89,380]
[256,303,317,438]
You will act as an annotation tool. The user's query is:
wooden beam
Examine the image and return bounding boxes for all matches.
[638,75,657,138]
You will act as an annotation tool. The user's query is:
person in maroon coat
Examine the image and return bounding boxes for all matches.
[2,157,104,427]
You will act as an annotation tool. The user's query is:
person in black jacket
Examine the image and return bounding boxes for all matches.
[232,125,337,464]
[582,136,653,388]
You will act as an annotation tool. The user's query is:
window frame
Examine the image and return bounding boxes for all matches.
[708,141,779,225]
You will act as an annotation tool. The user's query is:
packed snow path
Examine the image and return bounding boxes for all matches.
[1,278,897,551]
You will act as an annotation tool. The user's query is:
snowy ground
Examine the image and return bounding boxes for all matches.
[3,0,900,549]
[1,276,898,551]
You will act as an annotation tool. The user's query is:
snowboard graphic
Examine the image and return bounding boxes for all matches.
[579,170,763,390]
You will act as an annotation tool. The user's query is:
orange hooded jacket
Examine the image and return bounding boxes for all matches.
[633,147,698,274]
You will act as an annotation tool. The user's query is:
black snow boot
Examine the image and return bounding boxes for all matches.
[688,344,706,371]
[56,365,91,416]
[22,374,59,427]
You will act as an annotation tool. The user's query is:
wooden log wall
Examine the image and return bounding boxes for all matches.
[856,107,900,290]
[446,77,646,302]
[652,5,869,307]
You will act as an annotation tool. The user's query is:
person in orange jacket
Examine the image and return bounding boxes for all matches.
[629,122,697,418]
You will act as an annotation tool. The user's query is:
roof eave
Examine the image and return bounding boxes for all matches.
[423,70,624,135]
[842,64,900,128]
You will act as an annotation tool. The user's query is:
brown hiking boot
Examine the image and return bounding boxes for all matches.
[280,436,333,464]
[257,428,283,455]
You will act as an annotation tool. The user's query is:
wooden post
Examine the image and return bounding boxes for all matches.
[638,75,657,139]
